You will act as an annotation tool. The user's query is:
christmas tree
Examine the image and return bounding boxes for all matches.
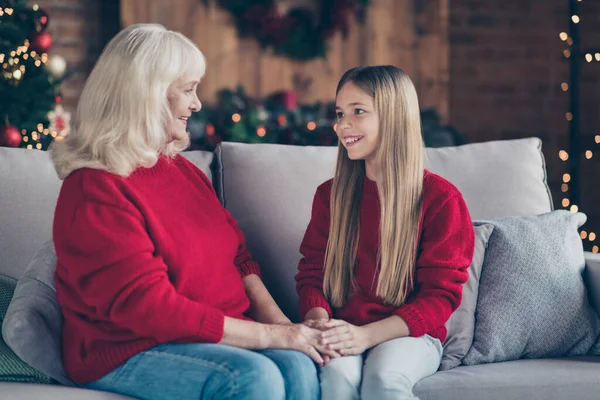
[0,0,69,149]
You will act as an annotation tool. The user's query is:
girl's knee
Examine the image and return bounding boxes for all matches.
[319,359,362,400]
[361,370,416,399]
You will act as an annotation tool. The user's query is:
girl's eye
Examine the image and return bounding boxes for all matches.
[336,112,344,119]
[355,109,364,115]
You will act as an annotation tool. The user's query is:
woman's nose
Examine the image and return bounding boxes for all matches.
[191,98,201,112]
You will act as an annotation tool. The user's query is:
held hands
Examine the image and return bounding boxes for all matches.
[268,323,340,366]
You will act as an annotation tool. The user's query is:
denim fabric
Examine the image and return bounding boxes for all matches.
[84,343,319,400]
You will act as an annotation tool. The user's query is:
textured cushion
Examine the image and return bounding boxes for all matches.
[215,138,552,320]
[0,148,213,281]
[463,211,600,366]
[440,223,494,371]
[0,273,54,384]
[415,357,600,400]
[2,240,71,385]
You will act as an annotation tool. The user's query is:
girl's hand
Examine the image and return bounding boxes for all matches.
[320,319,372,356]
[302,319,342,364]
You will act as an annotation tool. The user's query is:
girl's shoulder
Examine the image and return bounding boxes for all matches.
[423,170,465,204]
[315,178,334,197]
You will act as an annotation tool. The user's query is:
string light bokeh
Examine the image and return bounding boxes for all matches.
[559,0,598,253]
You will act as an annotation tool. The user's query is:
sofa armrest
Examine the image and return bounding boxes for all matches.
[584,251,600,313]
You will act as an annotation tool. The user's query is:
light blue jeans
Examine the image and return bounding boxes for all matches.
[320,335,443,400]
[84,343,320,400]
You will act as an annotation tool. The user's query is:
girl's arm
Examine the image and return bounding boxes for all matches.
[394,193,474,338]
[320,192,474,354]
[295,182,334,320]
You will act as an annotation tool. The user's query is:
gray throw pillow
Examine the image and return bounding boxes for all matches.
[462,211,600,366]
[0,274,54,384]
[440,223,494,371]
[1,240,73,385]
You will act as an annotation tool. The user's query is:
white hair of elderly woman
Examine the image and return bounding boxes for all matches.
[51,24,206,179]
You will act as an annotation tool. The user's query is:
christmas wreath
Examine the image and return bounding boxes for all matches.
[205,0,369,60]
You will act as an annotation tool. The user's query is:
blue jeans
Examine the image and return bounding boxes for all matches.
[84,343,320,400]
[319,335,443,400]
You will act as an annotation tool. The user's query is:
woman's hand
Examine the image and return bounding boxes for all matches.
[303,318,328,330]
[319,319,372,356]
[266,323,340,366]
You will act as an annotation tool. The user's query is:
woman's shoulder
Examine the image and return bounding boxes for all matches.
[60,167,133,208]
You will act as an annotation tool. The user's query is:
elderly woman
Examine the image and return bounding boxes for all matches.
[50,24,326,400]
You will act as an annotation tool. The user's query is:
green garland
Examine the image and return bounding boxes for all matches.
[205,0,369,60]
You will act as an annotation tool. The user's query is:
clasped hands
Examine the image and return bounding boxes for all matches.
[302,318,371,364]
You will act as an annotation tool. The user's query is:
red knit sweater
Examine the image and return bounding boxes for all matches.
[295,171,474,342]
[53,155,261,384]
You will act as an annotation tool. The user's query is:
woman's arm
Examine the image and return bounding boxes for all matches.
[54,199,226,344]
[243,274,290,324]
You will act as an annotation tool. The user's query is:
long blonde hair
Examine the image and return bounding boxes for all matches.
[50,24,206,179]
[323,66,424,307]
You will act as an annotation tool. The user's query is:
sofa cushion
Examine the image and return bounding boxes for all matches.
[0,148,214,281]
[425,137,552,219]
[463,211,600,366]
[414,357,600,400]
[0,148,62,280]
[215,138,552,320]
[0,273,54,384]
[2,240,72,385]
[441,223,494,371]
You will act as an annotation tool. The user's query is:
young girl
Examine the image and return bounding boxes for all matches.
[295,66,475,400]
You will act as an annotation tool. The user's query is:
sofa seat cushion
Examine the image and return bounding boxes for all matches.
[0,382,134,399]
[414,356,600,400]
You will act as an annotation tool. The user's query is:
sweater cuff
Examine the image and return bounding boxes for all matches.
[395,304,427,337]
[299,287,332,320]
[197,306,226,343]
[236,260,262,279]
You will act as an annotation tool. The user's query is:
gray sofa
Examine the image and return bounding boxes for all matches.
[1,137,599,400]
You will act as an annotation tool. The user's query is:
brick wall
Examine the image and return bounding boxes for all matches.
[450,0,600,249]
